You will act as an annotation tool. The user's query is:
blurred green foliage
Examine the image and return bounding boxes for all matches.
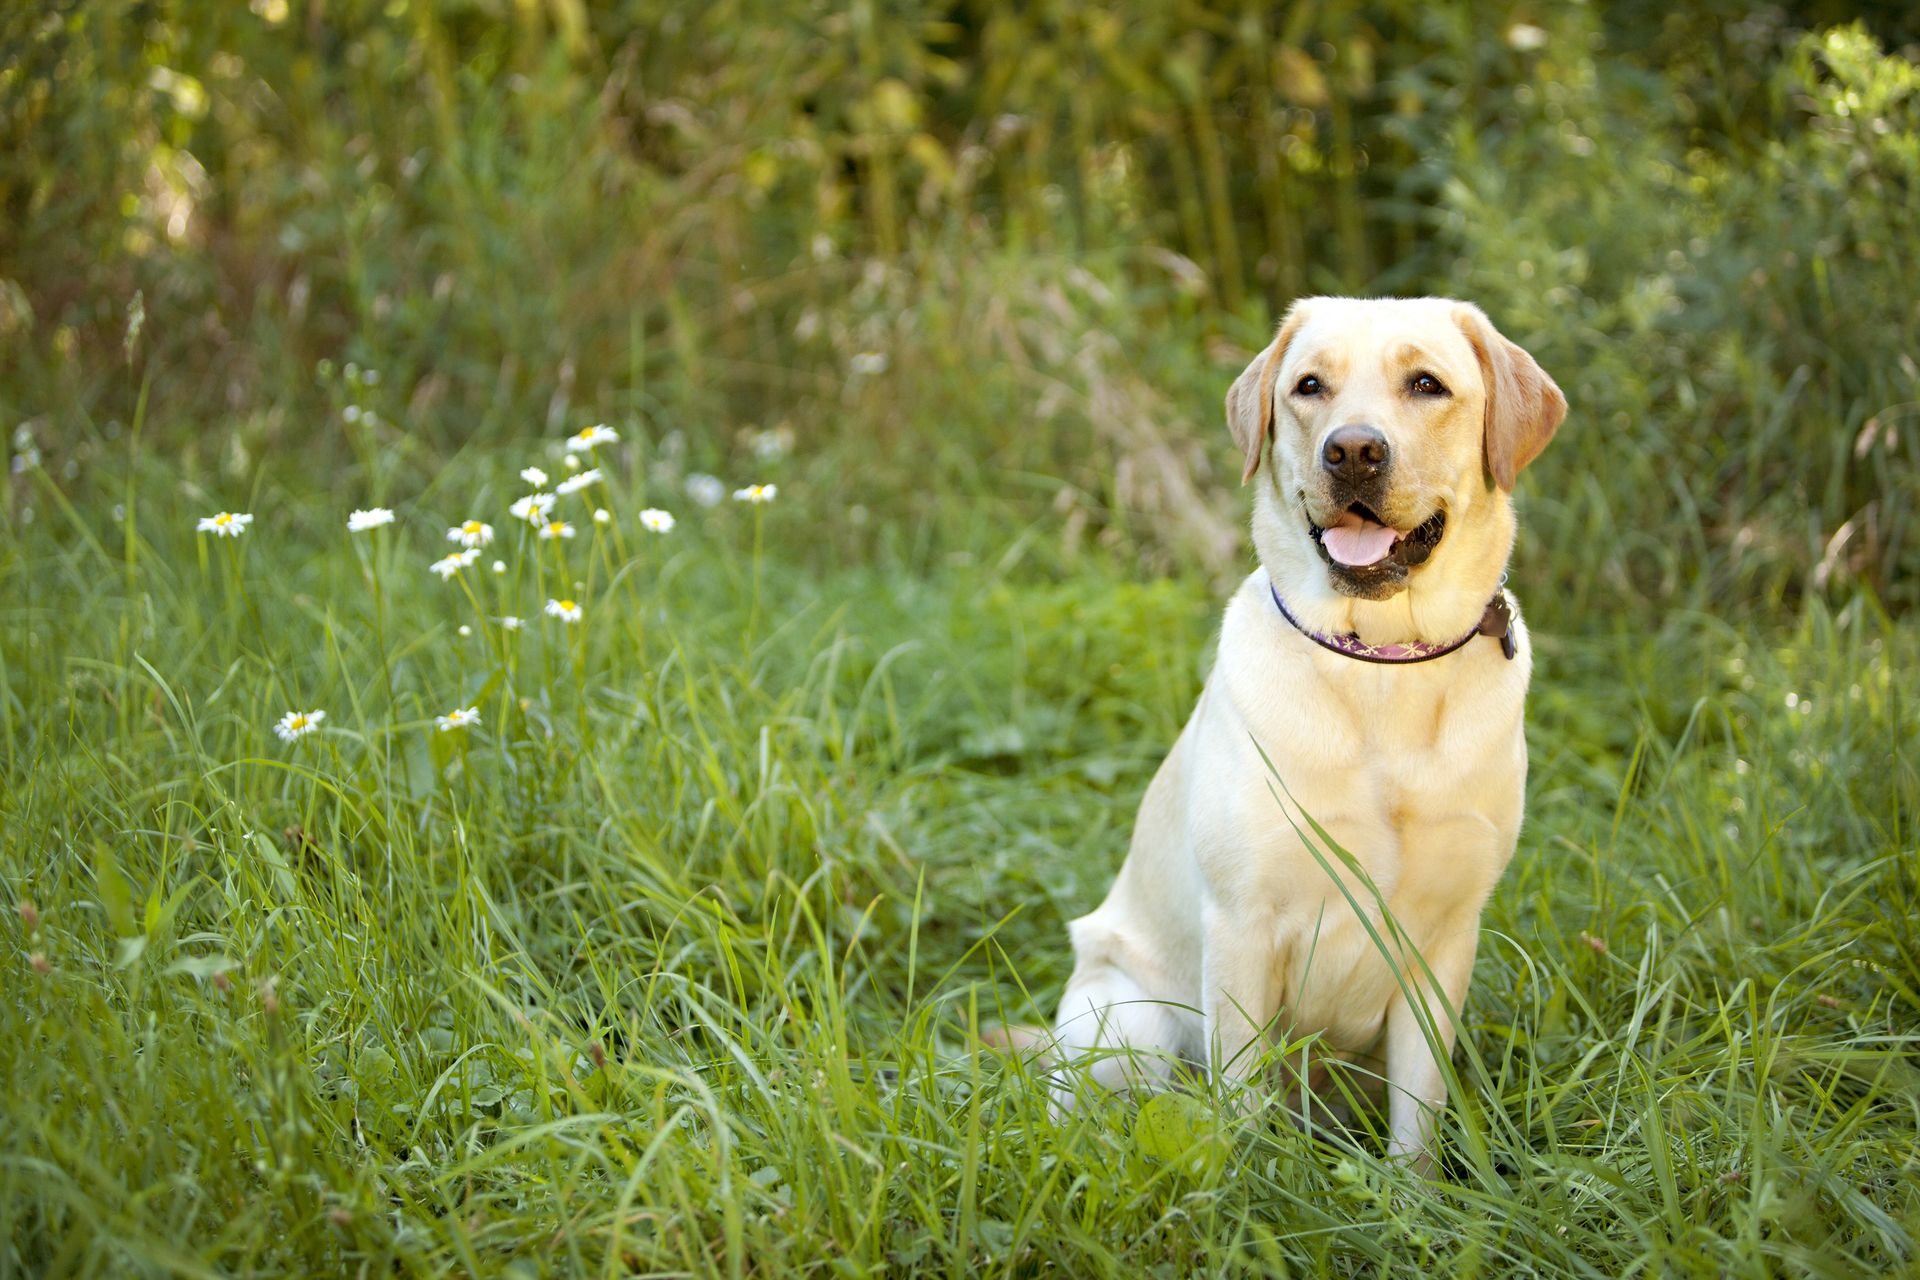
[2,2,1917,618]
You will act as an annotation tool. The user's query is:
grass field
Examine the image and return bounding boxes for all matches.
[5,4,1920,1276]
[4,405,1916,1276]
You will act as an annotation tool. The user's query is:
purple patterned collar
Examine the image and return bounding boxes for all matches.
[1269,581,1517,664]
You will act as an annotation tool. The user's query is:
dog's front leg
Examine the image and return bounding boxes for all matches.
[1381,921,1479,1171]
[1200,900,1279,1104]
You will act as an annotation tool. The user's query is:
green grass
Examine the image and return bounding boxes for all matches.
[3,423,1916,1277]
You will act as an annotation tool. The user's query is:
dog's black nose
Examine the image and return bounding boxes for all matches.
[1321,424,1390,481]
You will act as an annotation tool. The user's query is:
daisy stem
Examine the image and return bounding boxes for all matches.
[364,539,399,847]
[455,572,494,666]
[746,504,765,664]
[597,451,650,668]
[572,627,590,745]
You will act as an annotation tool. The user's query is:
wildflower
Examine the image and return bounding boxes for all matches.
[686,473,725,507]
[435,705,481,732]
[640,508,675,534]
[509,492,556,523]
[520,466,549,488]
[556,468,602,496]
[347,507,395,532]
[538,520,575,541]
[274,708,326,742]
[1505,22,1548,51]
[850,352,888,376]
[545,598,583,624]
[500,616,523,631]
[457,624,472,637]
[430,549,480,579]
[491,560,507,574]
[566,424,619,453]
[197,511,253,537]
[448,519,494,549]
[733,483,777,504]
[749,425,795,461]
[562,454,582,472]
[593,508,611,526]
[30,952,49,975]
[19,900,39,931]
[342,405,362,424]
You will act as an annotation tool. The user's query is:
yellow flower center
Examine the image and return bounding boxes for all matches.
[463,521,481,534]
[288,715,308,730]
[558,600,576,612]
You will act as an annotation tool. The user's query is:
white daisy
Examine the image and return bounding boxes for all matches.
[562,454,582,472]
[430,548,480,579]
[685,474,725,508]
[509,492,556,523]
[520,466,549,488]
[538,520,575,541]
[435,706,481,732]
[500,615,523,631]
[732,483,778,504]
[640,508,675,533]
[273,708,326,742]
[197,511,253,537]
[556,468,602,496]
[457,624,472,637]
[545,598,583,623]
[342,405,362,424]
[593,508,611,525]
[491,560,507,574]
[565,424,619,453]
[347,507,395,532]
[447,519,494,548]
[850,351,888,375]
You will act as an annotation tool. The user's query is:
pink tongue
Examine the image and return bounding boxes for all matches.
[1321,512,1399,567]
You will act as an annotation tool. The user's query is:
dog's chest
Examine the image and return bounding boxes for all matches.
[1216,639,1527,1051]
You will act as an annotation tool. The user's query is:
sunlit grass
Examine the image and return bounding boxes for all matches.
[3,420,1916,1275]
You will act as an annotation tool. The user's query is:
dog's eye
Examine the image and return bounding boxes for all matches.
[1293,375,1323,397]
[1410,372,1449,397]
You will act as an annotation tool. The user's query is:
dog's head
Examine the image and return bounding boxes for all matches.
[1229,297,1565,604]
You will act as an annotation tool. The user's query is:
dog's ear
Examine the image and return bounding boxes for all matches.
[1225,302,1311,485]
[1454,303,1566,491]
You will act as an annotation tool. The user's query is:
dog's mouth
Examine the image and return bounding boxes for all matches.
[1306,500,1447,573]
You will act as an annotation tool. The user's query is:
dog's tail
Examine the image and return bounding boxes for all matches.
[978,1023,1055,1068]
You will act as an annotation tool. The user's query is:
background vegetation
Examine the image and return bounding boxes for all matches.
[3,2,1917,1275]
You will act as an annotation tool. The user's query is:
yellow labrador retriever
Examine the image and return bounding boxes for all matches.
[1046,296,1565,1167]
